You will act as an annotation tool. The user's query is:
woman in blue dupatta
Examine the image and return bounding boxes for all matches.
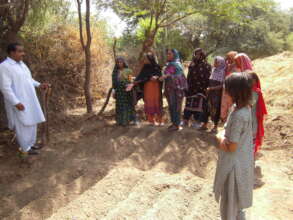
[160,49,187,131]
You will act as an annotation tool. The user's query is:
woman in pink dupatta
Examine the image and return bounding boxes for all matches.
[220,51,253,121]
[235,53,253,72]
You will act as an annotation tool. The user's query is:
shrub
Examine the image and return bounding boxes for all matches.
[286,32,293,51]
[23,24,113,113]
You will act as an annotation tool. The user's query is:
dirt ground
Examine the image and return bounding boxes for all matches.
[0,52,292,220]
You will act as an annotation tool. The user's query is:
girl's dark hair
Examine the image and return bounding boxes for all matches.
[224,72,252,108]
[247,71,260,83]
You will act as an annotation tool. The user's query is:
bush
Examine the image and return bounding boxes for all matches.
[23,24,113,114]
[286,32,293,51]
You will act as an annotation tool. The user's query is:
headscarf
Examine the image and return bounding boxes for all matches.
[225,51,238,76]
[185,48,211,97]
[252,76,268,154]
[164,49,187,92]
[135,52,162,83]
[165,49,184,75]
[226,51,238,61]
[235,53,253,72]
[210,56,226,82]
[112,57,129,88]
[191,48,207,65]
[114,57,128,70]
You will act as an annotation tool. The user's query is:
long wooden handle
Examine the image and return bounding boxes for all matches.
[97,88,113,116]
[41,87,51,146]
[45,88,51,142]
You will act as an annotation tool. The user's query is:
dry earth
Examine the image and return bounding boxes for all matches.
[0,52,292,220]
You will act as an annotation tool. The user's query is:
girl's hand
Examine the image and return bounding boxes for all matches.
[217,135,237,152]
[151,76,158,81]
[216,132,229,152]
[216,131,224,140]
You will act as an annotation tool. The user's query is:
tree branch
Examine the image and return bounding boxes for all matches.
[85,0,91,48]
[155,0,167,27]
[76,0,85,49]
[158,10,176,26]
[17,0,30,30]
[159,12,196,28]
[112,37,117,59]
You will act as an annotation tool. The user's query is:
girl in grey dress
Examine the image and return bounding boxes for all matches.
[215,72,254,220]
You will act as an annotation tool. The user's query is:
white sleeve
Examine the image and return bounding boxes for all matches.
[32,78,41,87]
[24,64,40,87]
[0,67,20,105]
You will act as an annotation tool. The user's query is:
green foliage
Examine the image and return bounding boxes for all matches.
[104,0,292,61]
[97,0,196,27]
[289,8,293,32]
[136,17,163,41]
[25,0,71,31]
[286,32,293,51]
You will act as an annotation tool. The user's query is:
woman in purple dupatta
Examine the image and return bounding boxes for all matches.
[206,56,226,133]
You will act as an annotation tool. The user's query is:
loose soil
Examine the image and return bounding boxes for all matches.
[0,52,292,220]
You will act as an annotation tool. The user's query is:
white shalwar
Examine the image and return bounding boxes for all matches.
[0,57,45,152]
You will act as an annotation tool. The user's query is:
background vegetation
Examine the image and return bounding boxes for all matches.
[0,0,292,117]
[100,0,293,64]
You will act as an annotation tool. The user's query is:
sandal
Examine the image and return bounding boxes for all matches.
[198,126,208,131]
[210,127,218,133]
[31,144,43,150]
[168,125,179,131]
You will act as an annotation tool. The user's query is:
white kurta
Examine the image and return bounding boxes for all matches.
[0,57,45,151]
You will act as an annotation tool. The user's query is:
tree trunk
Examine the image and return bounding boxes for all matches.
[84,47,92,113]
[0,93,8,131]
[76,0,92,113]
[135,29,157,75]
[84,0,92,113]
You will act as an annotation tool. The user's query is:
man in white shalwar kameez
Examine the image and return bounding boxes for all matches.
[0,43,49,155]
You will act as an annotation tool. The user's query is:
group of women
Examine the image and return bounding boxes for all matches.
[112,48,262,134]
[112,48,268,220]
[112,48,187,131]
